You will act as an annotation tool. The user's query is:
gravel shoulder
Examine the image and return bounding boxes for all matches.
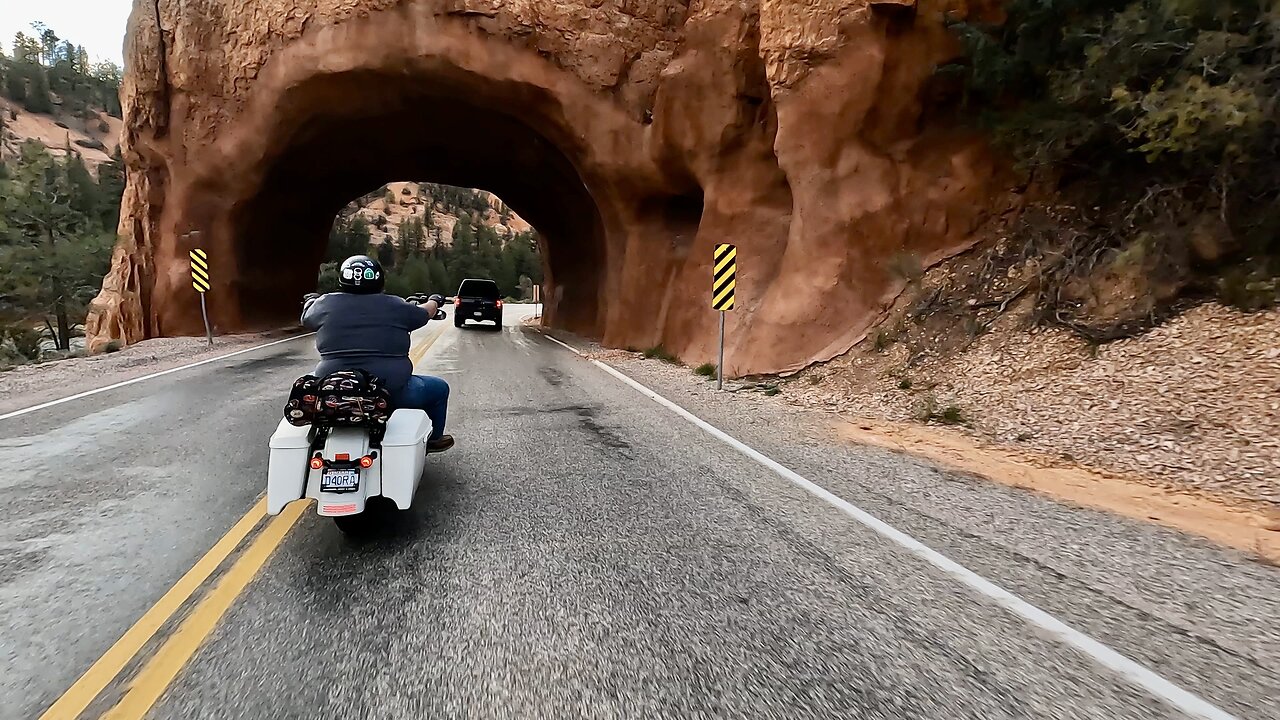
[0,329,308,415]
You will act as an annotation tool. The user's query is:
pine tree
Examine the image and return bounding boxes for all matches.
[24,65,52,114]
[12,32,41,65]
[37,26,59,67]
[375,240,396,269]
[96,147,125,230]
[395,217,426,264]
[0,142,114,350]
[4,68,25,104]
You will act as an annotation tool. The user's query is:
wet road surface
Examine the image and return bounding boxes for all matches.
[2,307,1277,719]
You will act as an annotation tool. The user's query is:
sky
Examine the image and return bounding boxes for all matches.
[0,0,132,65]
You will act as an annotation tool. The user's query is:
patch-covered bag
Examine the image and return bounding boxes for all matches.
[283,369,392,432]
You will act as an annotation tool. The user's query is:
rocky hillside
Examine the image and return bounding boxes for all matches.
[0,99,123,174]
[1,31,124,174]
[784,243,1280,512]
[350,182,532,249]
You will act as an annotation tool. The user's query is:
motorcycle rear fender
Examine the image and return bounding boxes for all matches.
[266,409,430,515]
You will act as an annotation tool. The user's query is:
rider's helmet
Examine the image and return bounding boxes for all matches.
[337,255,384,294]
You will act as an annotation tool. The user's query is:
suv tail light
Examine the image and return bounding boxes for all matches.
[454,297,461,306]
[495,300,503,309]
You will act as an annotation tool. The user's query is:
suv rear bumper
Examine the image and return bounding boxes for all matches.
[457,306,502,324]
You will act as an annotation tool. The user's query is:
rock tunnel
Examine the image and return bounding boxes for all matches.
[230,69,616,335]
[87,0,1005,375]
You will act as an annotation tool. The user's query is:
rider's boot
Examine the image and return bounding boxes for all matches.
[427,435,454,454]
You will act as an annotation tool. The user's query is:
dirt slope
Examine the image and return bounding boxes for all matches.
[0,98,122,172]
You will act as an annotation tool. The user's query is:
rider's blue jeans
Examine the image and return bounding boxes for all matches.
[394,375,449,440]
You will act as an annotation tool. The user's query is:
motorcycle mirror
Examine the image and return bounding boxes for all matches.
[434,310,447,321]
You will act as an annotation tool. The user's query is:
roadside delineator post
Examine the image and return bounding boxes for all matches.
[712,243,736,390]
[189,248,213,346]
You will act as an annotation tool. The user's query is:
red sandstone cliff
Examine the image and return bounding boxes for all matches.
[87,0,1008,375]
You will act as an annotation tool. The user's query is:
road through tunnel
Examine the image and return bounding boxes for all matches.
[218,71,610,336]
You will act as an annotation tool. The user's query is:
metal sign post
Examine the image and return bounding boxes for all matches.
[712,244,736,390]
[190,248,213,346]
[718,312,726,390]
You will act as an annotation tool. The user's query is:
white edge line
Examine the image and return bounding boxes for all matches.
[0,333,316,422]
[540,332,1238,720]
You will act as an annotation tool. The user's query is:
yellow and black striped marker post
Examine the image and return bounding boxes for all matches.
[189,248,214,346]
[190,249,211,293]
[713,244,736,311]
[712,243,736,389]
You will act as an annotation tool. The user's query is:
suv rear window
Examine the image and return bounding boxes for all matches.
[458,279,501,299]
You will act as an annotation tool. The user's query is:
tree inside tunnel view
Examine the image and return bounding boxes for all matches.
[317,182,543,301]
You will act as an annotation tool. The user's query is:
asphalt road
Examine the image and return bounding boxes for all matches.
[1,306,1277,719]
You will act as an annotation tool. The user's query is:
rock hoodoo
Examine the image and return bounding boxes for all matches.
[88,0,1005,374]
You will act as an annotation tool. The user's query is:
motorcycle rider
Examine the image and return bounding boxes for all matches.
[301,255,454,453]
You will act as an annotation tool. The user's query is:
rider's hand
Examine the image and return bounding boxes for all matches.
[428,294,446,307]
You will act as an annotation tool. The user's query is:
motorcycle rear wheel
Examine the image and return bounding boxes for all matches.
[333,512,378,536]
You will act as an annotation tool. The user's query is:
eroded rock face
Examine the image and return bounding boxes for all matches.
[88,0,1007,374]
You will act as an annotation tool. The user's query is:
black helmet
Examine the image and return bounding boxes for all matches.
[337,255,384,294]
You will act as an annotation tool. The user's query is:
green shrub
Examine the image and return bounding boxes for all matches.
[872,329,896,353]
[914,394,968,425]
[943,0,1280,325]
[694,363,717,378]
[3,326,43,361]
[643,345,679,363]
[940,404,966,424]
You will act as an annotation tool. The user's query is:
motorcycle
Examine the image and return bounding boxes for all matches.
[266,295,446,534]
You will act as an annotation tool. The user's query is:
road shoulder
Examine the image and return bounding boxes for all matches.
[0,329,308,416]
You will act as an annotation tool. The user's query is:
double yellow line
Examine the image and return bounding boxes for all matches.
[409,321,449,368]
[41,499,308,720]
[41,322,452,719]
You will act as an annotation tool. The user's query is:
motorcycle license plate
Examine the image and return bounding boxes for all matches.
[320,468,360,493]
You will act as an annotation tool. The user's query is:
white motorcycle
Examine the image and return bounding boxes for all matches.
[265,297,445,534]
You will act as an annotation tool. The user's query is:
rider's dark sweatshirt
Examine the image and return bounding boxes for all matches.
[301,292,431,393]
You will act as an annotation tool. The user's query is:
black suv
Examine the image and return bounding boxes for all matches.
[453,278,503,330]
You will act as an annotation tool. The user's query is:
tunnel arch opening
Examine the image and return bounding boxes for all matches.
[320,180,545,303]
[221,69,608,334]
